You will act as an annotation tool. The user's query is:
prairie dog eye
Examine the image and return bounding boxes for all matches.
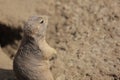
[39,19,44,24]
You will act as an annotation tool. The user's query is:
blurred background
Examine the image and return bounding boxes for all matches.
[0,0,120,80]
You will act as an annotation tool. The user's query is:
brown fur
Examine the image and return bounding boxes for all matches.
[13,16,57,80]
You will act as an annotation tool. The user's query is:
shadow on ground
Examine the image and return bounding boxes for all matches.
[0,23,22,47]
[0,69,15,80]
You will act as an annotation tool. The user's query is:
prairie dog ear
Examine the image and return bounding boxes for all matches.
[23,22,31,34]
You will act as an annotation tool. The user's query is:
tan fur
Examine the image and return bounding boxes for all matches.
[13,16,57,80]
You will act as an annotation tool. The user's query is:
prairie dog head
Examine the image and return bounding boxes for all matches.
[24,16,48,38]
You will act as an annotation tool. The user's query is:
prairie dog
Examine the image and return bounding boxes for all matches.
[13,16,57,80]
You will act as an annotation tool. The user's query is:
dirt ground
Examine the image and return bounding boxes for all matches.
[0,0,120,80]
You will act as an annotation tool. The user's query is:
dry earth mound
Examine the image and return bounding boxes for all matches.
[0,0,120,80]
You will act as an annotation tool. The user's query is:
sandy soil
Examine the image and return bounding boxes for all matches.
[0,0,120,80]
